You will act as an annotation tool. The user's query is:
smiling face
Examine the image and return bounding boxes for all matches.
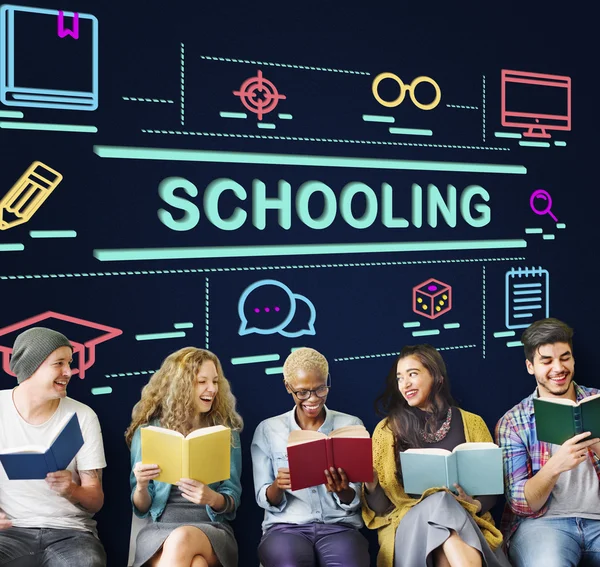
[396,355,436,410]
[194,360,219,413]
[286,368,328,420]
[526,341,575,399]
[26,346,73,400]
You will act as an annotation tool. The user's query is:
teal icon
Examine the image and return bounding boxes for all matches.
[238,279,316,338]
[1,4,99,110]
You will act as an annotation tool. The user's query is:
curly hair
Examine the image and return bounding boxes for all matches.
[282,347,329,385]
[125,347,243,447]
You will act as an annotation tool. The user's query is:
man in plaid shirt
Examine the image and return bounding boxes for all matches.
[496,318,600,566]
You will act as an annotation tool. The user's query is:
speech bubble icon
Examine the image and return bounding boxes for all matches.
[280,294,317,338]
[238,280,296,336]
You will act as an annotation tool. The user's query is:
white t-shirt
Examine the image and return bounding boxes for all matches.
[0,390,107,533]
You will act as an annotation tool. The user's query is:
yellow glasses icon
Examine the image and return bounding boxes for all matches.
[372,73,441,111]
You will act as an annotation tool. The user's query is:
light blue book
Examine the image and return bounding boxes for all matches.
[400,442,504,496]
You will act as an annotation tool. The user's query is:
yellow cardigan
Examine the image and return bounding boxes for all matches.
[362,409,503,567]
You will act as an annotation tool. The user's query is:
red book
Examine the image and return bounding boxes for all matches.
[287,425,373,491]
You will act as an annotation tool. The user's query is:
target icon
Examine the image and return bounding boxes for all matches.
[233,70,286,120]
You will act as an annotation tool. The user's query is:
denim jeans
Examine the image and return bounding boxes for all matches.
[0,527,106,567]
[509,516,600,567]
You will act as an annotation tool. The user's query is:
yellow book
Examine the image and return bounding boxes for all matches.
[141,424,231,485]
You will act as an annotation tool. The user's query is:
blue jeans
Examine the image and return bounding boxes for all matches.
[509,516,600,567]
[0,527,106,566]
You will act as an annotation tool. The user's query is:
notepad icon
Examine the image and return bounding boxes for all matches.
[0,4,98,111]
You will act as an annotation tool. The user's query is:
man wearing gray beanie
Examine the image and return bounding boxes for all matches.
[0,327,107,566]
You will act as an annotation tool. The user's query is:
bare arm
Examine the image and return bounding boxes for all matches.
[132,463,161,514]
[46,469,104,514]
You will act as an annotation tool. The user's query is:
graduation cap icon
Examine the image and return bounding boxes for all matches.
[0,311,122,379]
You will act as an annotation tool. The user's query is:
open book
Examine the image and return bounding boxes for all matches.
[141,424,230,485]
[399,442,504,496]
[287,425,373,491]
[0,412,84,480]
[533,393,600,445]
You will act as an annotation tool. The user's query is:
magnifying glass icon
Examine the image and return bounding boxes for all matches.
[530,189,558,222]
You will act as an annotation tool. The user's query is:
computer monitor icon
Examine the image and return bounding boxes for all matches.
[0,4,98,111]
[501,70,571,139]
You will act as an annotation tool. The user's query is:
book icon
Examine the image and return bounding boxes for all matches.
[505,267,550,330]
[0,4,98,111]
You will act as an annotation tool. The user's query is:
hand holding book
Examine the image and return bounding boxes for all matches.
[546,431,599,475]
[453,483,482,513]
[45,469,75,498]
[133,462,161,490]
[324,467,355,504]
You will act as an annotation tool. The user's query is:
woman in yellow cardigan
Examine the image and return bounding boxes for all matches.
[362,345,510,567]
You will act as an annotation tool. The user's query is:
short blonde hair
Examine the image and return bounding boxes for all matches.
[283,347,328,385]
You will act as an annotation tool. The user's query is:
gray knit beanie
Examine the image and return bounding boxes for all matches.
[10,327,73,384]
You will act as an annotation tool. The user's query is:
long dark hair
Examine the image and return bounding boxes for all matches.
[374,345,457,476]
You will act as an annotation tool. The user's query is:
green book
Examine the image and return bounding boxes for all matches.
[533,393,600,445]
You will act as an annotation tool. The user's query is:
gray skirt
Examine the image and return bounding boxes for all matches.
[133,490,237,567]
[394,491,511,567]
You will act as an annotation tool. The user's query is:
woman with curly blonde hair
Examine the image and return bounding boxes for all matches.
[125,347,243,567]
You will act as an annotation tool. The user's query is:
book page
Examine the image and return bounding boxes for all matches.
[143,425,184,438]
[0,445,46,454]
[580,393,600,405]
[403,448,451,456]
[535,397,576,406]
[453,442,499,452]
[287,430,327,446]
[328,425,370,438]
[185,424,229,439]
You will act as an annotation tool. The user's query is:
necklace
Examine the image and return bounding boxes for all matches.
[421,408,452,443]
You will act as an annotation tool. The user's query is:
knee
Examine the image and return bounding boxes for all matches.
[163,526,205,554]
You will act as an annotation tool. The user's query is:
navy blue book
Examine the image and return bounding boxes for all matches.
[0,413,84,480]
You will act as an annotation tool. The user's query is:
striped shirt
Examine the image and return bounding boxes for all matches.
[495,383,600,544]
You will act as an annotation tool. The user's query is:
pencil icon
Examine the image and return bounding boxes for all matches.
[0,161,63,230]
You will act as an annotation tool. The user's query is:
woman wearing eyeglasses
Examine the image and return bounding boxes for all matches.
[251,347,370,567]
[362,344,510,567]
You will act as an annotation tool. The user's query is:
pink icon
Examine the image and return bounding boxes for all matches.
[501,70,571,139]
[0,311,122,379]
[57,11,79,39]
[233,70,286,120]
[530,189,558,222]
[413,278,452,320]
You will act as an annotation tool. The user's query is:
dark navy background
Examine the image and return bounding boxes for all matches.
[0,2,595,564]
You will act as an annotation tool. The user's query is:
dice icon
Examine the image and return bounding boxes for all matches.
[412,278,452,319]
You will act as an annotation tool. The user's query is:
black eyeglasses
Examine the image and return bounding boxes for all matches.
[286,375,332,401]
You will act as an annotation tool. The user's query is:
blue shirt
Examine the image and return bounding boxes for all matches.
[251,406,364,532]
[129,422,242,523]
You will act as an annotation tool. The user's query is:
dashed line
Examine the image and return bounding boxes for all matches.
[180,43,185,125]
[482,265,486,359]
[140,129,509,151]
[122,97,174,104]
[205,277,210,349]
[200,55,369,76]
[446,104,479,110]
[105,369,157,378]
[482,75,486,143]
[334,344,477,362]
[0,257,527,280]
